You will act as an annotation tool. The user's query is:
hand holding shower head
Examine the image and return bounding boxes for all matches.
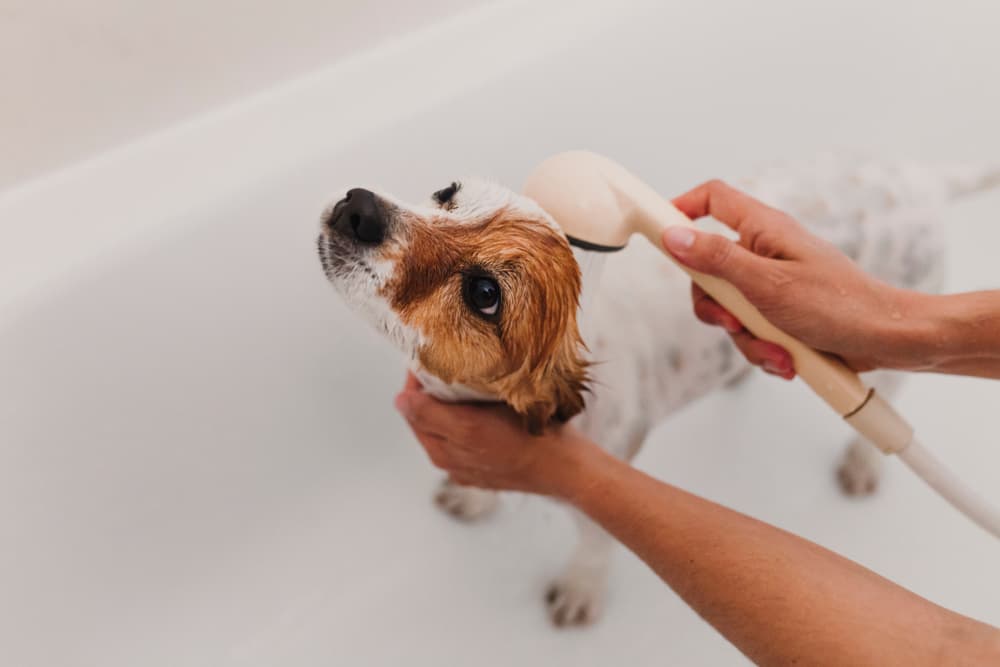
[524,150,1000,538]
[524,151,900,432]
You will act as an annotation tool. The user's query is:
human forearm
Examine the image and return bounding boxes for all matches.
[899,290,1000,377]
[555,440,1000,666]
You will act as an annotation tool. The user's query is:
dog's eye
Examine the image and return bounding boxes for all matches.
[464,275,500,318]
[433,182,461,207]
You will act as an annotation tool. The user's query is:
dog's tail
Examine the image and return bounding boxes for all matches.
[743,154,1000,210]
[921,161,1000,200]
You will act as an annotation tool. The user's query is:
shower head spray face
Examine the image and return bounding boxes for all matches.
[524,151,685,250]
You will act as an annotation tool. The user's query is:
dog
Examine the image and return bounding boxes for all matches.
[317,154,996,626]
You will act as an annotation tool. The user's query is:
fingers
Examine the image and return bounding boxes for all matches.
[672,179,782,231]
[393,389,504,490]
[688,285,794,378]
[416,436,486,489]
[394,387,455,439]
[662,225,769,293]
[394,388,465,469]
[395,385,495,454]
[401,371,423,392]
[729,330,795,380]
[672,180,809,261]
[413,430,450,467]
[691,284,743,334]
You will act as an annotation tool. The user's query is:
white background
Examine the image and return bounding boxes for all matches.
[2,1,999,665]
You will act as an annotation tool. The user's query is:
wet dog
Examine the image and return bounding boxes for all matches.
[318,155,997,625]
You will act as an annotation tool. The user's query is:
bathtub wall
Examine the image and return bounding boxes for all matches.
[0,0,483,190]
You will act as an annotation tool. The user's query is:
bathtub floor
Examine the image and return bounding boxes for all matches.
[3,175,999,667]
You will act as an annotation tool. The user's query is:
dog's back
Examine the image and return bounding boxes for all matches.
[581,155,1000,458]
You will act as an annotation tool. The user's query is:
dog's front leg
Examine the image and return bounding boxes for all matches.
[432,477,499,521]
[545,510,614,626]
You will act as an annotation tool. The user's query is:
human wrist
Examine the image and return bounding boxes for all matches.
[536,431,610,502]
[863,287,961,371]
[867,288,938,370]
[910,291,1000,372]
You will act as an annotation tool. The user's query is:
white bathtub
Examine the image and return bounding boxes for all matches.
[2,1,999,664]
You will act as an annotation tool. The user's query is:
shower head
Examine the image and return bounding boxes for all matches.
[524,150,684,250]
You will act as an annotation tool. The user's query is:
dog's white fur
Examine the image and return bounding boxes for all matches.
[319,154,999,626]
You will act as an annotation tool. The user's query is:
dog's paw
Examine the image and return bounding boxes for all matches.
[433,479,499,521]
[836,440,881,496]
[544,573,604,627]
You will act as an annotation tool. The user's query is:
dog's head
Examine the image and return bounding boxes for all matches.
[317,179,588,432]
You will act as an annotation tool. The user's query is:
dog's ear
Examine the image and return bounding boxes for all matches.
[500,230,590,434]
[497,281,590,436]
[465,219,589,434]
[504,345,589,435]
[523,359,589,435]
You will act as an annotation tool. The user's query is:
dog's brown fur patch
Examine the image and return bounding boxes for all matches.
[381,209,588,432]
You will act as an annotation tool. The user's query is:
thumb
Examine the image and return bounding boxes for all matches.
[662,226,766,292]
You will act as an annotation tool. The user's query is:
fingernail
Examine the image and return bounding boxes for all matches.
[762,360,786,375]
[663,226,696,252]
[723,317,742,334]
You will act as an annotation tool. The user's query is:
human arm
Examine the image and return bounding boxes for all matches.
[562,442,1000,666]
[662,180,1000,379]
[395,378,1000,666]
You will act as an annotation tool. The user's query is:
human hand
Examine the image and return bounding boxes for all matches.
[663,180,921,376]
[394,373,595,497]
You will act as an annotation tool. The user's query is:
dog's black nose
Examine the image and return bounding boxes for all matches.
[332,188,385,244]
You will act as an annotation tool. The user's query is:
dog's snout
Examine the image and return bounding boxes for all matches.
[331,188,386,245]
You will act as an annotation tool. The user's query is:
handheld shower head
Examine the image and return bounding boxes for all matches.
[525,151,881,423]
[525,150,1000,538]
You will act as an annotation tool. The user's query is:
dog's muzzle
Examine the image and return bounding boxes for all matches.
[326,188,387,245]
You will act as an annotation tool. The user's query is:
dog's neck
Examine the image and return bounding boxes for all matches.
[412,366,499,403]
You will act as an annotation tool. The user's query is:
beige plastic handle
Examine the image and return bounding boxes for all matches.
[630,196,870,417]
